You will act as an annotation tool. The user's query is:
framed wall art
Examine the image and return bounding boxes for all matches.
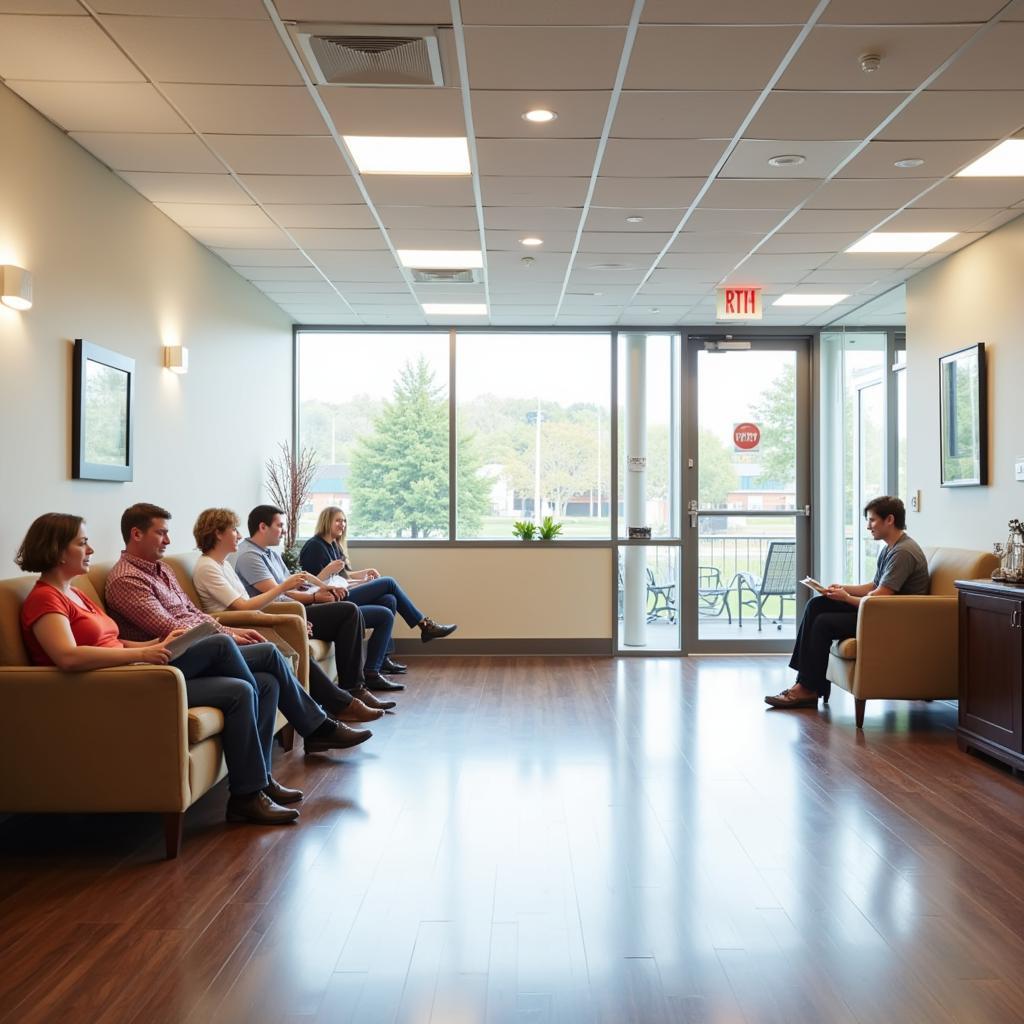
[72,339,135,482]
[939,342,986,487]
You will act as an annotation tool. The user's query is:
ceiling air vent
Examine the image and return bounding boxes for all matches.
[290,23,444,87]
[410,268,479,284]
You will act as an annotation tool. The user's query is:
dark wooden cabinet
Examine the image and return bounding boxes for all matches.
[956,579,1024,773]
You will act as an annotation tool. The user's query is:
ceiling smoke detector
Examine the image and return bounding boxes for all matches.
[894,158,925,169]
[767,154,806,167]
[859,52,882,74]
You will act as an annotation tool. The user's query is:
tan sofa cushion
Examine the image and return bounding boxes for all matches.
[926,547,999,596]
[833,638,857,659]
[187,706,224,744]
[309,638,332,661]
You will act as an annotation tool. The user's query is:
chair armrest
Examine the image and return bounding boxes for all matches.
[852,595,959,699]
[0,665,191,813]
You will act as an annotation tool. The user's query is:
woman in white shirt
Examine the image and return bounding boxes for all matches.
[191,508,388,723]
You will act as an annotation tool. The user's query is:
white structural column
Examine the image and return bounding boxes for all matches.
[623,333,647,646]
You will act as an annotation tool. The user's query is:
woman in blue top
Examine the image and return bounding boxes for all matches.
[300,506,457,674]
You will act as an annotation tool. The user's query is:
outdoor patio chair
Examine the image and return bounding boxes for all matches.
[697,566,733,624]
[645,567,677,624]
[736,541,797,631]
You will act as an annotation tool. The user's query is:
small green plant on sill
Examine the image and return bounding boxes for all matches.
[512,520,538,541]
[537,516,564,541]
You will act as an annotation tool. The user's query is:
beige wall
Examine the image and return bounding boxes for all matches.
[0,84,293,567]
[906,213,1024,549]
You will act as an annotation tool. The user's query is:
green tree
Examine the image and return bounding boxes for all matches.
[698,429,737,508]
[751,363,796,486]
[349,357,488,538]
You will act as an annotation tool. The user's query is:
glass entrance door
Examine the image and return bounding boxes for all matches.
[682,335,811,652]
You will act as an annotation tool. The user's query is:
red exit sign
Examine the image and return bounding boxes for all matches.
[716,286,763,320]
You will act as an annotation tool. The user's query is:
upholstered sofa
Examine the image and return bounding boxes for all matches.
[825,545,999,728]
[0,557,322,859]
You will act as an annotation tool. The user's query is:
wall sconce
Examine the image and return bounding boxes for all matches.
[163,344,188,374]
[1,265,33,311]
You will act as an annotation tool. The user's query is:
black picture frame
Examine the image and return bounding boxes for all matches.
[72,339,135,482]
[939,342,987,487]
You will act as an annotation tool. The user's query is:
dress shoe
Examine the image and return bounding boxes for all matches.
[382,656,407,674]
[226,790,299,824]
[303,717,372,753]
[352,685,398,710]
[420,617,457,643]
[264,776,303,805]
[363,670,405,693]
[764,688,819,709]
[337,697,385,723]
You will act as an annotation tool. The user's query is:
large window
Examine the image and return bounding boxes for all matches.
[297,331,450,539]
[457,332,611,539]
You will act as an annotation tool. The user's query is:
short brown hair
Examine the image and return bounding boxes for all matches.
[247,504,283,538]
[15,513,85,573]
[863,495,906,531]
[193,508,239,553]
[120,502,171,543]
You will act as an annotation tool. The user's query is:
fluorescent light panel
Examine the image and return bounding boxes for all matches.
[343,136,470,175]
[773,293,849,307]
[846,232,956,253]
[398,249,483,269]
[422,303,488,315]
[956,139,1024,177]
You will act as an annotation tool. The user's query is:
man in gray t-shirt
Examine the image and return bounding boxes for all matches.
[765,496,930,710]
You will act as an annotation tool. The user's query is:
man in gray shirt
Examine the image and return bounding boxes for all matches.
[765,495,929,709]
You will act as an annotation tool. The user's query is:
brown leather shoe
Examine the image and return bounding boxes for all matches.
[419,617,457,643]
[264,776,303,805]
[303,718,372,753]
[764,688,819,709]
[337,697,385,723]
[352,686,397,711]
[226,790,299,824]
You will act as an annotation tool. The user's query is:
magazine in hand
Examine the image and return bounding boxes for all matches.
[164,621,219,661]
[799,576,828,595]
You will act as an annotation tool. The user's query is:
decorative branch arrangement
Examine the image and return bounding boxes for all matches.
[265,441,318,558]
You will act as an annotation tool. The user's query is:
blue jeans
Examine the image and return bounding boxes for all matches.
[347,577,424,629]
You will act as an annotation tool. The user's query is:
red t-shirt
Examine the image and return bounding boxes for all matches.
[20,582,122,666]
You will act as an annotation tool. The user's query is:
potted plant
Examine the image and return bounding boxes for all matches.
[537,516,563,541]
[265,441,318,570]
[512,520,538,541]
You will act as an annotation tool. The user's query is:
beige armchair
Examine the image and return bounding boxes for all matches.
[825,546,999,728]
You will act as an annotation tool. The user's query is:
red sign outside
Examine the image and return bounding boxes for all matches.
[733,422,761,451]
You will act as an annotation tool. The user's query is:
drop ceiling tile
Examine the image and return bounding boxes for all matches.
[878,91,1024,142]
[213,248,308,266]
[275,0,451,21]
[117,171,249,204]
[461,0,633,24]
[486,251,571,279]
[187,225,295,248]
[757,232,862,254]
[837,141,995,179]
[155,203,273,228]
[5,81,188,132]
[69,132,223,172]
[476,139,599,177]
[601,139,726,177]
[967,209,1023,232]
[910,178,1024,208]
[481,176,590,206]
[325,268,407,284]
[738,253,832,275]
[263,204,377,229]
[746,92,907,142]
[102,16,302,85]
[778,26,974,92]
[464,27,626,89]
[487,283,563,297]
[657,252,739,273]
[701,178,819,209]
[578,232,673,254]
[412,286,487,302]
[612,91,758,139]
[804,178,939,209]
[592,177,703,207]
[253,281,334,294]
[471,91,610,139]
[803,269,887,283]
[819,253,916,270]
[364,176,476,207]
[932,231,984,253]
[94,0,266,14]
[490,305,559,316]
[687,209,785,233]
[780,208,891,232]
[642,270,720,289]
[625,26,800,91]
[929,24,1024,89]
[207,136,346,175]
[821,0,1004,21]
[0,15,143,81]
[289,228,388,250]
[319,86,467,136]
[585,207,684,231]
[239,174,362,204]
[310,251,404,275]
[236,267,326,282]
[491,315,559,325]
[485,230,577,251]
[162,85,325,135]
[387,229,483,249]
[382,207,480,230]
[485,207,582,230]
[722,140,859,179]
[642,0,817,20]
[669,232,764,254]
[0,2,82,11]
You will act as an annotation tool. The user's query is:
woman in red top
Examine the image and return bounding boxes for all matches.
[18,513,176,668]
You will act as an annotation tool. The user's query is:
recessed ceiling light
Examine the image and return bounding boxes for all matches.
[522,109,557,123]
[773,293,850,307]
[519,237,544,246]
[846,232,957,253]
[422,303,488,316]
[343,136,470,175]
[398,249,484,269]
[767,154,806,167]
[625,215,644,224]
[588,262,632,270]
[956,138,1024,177]
[894,158,925,169]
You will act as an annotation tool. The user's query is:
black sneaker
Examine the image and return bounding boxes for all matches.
[420,618,457,643]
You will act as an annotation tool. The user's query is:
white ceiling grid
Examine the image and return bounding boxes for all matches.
[1,0,1024,327]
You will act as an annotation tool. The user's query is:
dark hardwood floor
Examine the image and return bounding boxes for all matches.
[2,656,1024,1023]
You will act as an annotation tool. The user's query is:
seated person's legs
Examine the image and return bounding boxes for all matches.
[359,604,396,677]
[349,577,456,642]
